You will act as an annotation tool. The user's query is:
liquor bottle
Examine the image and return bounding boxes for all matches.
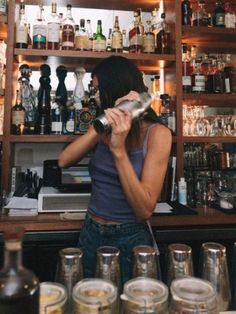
[143,20,155,53]
[51,95,63,135]
[75,19,89,51]
[93,20,106,52]
[0,0,7,16]
[73,67,86,108]
[32,5,47,49]
[182,0,192,25]
[212,0,225,27]
[182,43,192,93]
[27,24,32,49]
[225,2,236,28]
[0,227,40,314]
[36,64,51,134]
[62,4,75,50]
[129,10,143,53]
[15,0,28,49]
[156,13,171,54]
[191,57,206,93]
[18,64,37,134]
[192,0,209,26]
[86,19,93,51]
[160,94,171,127]
[122,29,129,53]
[63,98,75,135]
[213,56,224,93]
[150,6,161,47]
[106,28,112,52]
[11,90,25,135]
[59,13,63,49]
[47,2,60,50]
[111,16,123,52]
[150,75,161,115]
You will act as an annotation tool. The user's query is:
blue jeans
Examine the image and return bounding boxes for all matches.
[77,213,155,286]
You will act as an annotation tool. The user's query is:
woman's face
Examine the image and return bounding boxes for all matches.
[92,76,101,107]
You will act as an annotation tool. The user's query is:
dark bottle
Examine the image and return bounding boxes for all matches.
[156,13,171,54]
[51,95,63,134]
[11,90,25,135]
[36,64,51,134]
[192,0,209,26]
[63,99,75,135]
[0,227,39,314]
[212,0,226,27]
[56,65,68,132]
[182,43,192,93]
[182,0,192,25]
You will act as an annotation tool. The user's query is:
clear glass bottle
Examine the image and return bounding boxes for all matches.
[122,29,129,53]
[93,20,106,52]
[85,19,93,51]
[225,1,236,28]
[212,0,226,27]
[111,16,123,52]
[50,95,63,135]
[75,19,89,51]
[0,227,40,314]
[192,0,209,26]
[15,0,28,49]
[47,2,60,50]
[32,5,47,49]
[106,28,112,52]
[156,13,171,54]
[62,4,75,50]
[11,90,25,135]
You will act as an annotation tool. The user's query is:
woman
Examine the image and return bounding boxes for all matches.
[58,55,172,285]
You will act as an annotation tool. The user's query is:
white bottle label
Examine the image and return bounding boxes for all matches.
[47,23,60,43]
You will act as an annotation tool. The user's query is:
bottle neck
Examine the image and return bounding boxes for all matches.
[4,240,23,270]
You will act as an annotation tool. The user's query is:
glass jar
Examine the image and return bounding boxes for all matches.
[121,277,168,313]
[40,282,67,314]
[72,278,117,314]
[169,277,217,314]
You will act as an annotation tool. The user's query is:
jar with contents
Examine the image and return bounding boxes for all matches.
[120,277,168,314]
[72,278,117,314]
[40,282,67,314]
[169,276,217,314]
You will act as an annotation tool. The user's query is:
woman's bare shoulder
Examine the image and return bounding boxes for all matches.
[148,123,172,146]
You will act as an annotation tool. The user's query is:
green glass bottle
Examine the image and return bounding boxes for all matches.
[93,20,106,52]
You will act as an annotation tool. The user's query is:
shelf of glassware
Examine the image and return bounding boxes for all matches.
[183,93,236,106]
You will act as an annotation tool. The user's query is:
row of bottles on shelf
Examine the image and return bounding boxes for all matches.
[15,2,172,54]
[182,0,236,28]
[182,44,236,94]
[11,63,176,136]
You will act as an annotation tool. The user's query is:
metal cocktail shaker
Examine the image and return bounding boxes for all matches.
[93,92,154,133]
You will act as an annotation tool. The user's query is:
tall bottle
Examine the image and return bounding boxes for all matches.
[32,5,47,49]
[178,177,187,205]
[62,4,75,50]
[212,0,225,27]
[47,2,60,50]
[15,0,28,49]
[111,16,123,52]
[36,64,51,134]
[11,90,25,135]
[143,20,155,53]
[129,9,143,53]
[75,19,89,51]
[182,43,192,93]
[156,13,171,54]
[192,0,209,26]
[93,20,106,52]
[225,1,236,28]
[181,0,192,25]
[0,227,39,314]
[86,19,93,51]
[51,95,63,135]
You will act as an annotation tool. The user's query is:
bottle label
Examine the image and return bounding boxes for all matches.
[75,35,89,50]
[192,75,205,92]
[111,33,123,50]
[16,25,28,44]
[129,27,143,46]
[0,0,6,13]
[47,23,60,43]
[33,25,47,42]
[51,121,62,133]
[215,13,225,26]
[225,13,236,28]
[93,39,106,52]
[12,111,25,125]
[225,78,231,93]
[182,76,191,86]
[143,34,155,53]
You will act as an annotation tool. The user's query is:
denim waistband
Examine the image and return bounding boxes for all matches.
[85,212,149,235]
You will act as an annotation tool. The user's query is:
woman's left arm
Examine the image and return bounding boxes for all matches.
[113,124,172,220]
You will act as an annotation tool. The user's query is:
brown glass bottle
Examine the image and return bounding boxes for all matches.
[0,227,40,314]
[156,13,171,54]
[11,90,25,135]
[62,4,75,50]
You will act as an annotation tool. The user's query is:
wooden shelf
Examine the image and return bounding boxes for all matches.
[10,134,82,143]
[183,93,236,106]
[182,26,236,52]
[183,136,236,143]
[14,49,176,72]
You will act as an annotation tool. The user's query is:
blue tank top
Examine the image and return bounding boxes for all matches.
[88,124,157,223]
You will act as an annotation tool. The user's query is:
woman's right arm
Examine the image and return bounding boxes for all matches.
[58,126,100,168]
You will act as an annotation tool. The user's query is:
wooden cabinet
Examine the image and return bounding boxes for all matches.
[1,0,235,200]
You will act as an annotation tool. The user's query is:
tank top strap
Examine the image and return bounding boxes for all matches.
[143,123,158,157]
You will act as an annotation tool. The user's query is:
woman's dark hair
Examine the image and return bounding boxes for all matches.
[92,56,161,144]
